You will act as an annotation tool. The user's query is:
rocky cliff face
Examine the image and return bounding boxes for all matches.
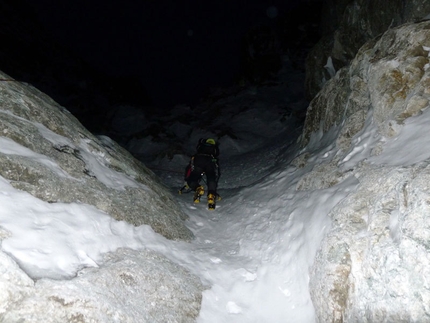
[0,71,193,241]
[305,0,430,101]
[300,20,430,322]
[0,71,203,322]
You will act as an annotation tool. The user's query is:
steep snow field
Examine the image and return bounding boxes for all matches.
[2,54,430,321]
[154,119,358,322]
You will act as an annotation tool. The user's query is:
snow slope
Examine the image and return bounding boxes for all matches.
[2,53,430,321]
[0,112,350,322]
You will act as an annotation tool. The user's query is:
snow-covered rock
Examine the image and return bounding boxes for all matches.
[0,70,203,322]
[1,248,204,323]
[305,0,430,101]
[300,21,430,322]
[302,20,430,146]
[0,70,192,241]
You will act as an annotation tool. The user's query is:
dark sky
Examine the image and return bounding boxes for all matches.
[26,0,305,108]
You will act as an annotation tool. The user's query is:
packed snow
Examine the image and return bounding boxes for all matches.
[1,68,430,322]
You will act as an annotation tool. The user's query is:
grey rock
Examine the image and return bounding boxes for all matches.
[0,71,203,322]
[0,70,192,241]
[302,21,430,146]
[1,248,205,323]
[305,0,430,100]
[311,163,430,322]
[0,249,35,318]
[301,21,430,322]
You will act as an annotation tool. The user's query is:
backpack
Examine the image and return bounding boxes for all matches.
[196,138,219,157]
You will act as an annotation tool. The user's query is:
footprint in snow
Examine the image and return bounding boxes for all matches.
[210,257,222,264]
[236,268,257,282]
[226,301,242,314]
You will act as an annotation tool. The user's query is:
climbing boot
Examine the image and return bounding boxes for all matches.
[207,193,216,210]
[193,185,204,203]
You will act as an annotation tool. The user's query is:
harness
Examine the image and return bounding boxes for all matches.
[196,153,217,161]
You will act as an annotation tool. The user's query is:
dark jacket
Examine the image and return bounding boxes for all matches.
[184,139,220,181]
[196,138,219,158]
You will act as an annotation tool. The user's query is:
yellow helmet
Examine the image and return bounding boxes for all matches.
[206,138,216,145]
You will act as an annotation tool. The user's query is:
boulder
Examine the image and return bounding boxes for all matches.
[0,71,203,322]
[302,20,430,146]
[1,248,204,323]
[0,71,193,241]
[305,0,430,101]
[298,21,430,322]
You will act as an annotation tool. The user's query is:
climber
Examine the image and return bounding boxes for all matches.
[183,138,220,210]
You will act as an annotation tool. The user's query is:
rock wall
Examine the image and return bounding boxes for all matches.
[305,0,430,101]
[0,71,192,241]
[299,21,430,322]
[302,15,430,145]
[0,72,204,322]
